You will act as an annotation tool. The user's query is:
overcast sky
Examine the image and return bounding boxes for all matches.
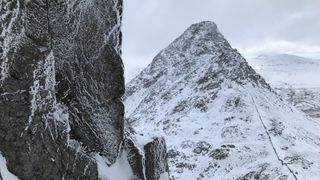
[122,0,320,78]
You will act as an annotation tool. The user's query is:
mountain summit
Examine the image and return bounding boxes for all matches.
[125,21,320,179]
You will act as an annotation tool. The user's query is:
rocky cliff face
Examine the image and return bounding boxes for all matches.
[125,21,320,179]
[0,0,168,179]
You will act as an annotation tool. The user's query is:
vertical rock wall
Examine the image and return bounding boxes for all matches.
[0,0,123,179]
[0,1,168,179]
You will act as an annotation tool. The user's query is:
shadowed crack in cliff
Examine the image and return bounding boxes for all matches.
[248,91,298,180]
[46,0,53,49]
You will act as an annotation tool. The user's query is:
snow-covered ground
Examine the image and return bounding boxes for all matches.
[247,54,320,119]
[247,54,320,88]
[95,151,133,180]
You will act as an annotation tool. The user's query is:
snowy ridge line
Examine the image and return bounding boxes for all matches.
[247,88,298,180]
[124,21,320,179]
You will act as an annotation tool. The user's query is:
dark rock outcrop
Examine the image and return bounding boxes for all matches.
[1,0,168,179]
[124,136,145,180]
[144,137,169,180]
[0,0,123,179]
[123,131,170,180]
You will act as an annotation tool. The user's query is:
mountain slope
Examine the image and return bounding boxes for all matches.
[247,54,320,88]
[124,21,320,180]
[248,54,320,119]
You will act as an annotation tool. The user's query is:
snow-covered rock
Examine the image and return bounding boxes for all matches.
[0,0,168,179]
[276,87,320,120]
[123,129,169,180]
[125,21,320,179]
[0,0,124,178]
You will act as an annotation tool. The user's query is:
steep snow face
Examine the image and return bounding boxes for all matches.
[125,21,320,179]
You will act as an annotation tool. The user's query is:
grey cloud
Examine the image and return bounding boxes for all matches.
[122,0,320,76]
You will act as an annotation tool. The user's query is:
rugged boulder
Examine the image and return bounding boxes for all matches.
[124,133,169,180]
[144,137,169,180]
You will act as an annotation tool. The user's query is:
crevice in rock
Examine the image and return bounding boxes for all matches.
[45,0,53,50]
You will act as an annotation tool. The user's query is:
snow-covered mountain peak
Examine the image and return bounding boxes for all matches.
[179,21,222,44]
[156,21,232,62]
[127,21,270,101]
[186,21,218,33]
[125,21,320,179]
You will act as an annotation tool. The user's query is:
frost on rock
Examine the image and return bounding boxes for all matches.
[125,21,320,179]
[0,0,138,179]
[123,129,170,180]
[0,0,168,179]
[23,51,59,136]
[144,137,169,180]
[0,0,24,84]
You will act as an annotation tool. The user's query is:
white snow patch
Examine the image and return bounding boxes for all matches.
[159,172,169,180]
[95,151,133,180]
[0,152,19,180]
[134,134,153,147]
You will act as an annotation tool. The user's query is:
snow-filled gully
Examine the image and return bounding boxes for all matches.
[249,94,298,180]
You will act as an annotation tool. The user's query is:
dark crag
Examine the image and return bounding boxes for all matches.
[0,0,168,179]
